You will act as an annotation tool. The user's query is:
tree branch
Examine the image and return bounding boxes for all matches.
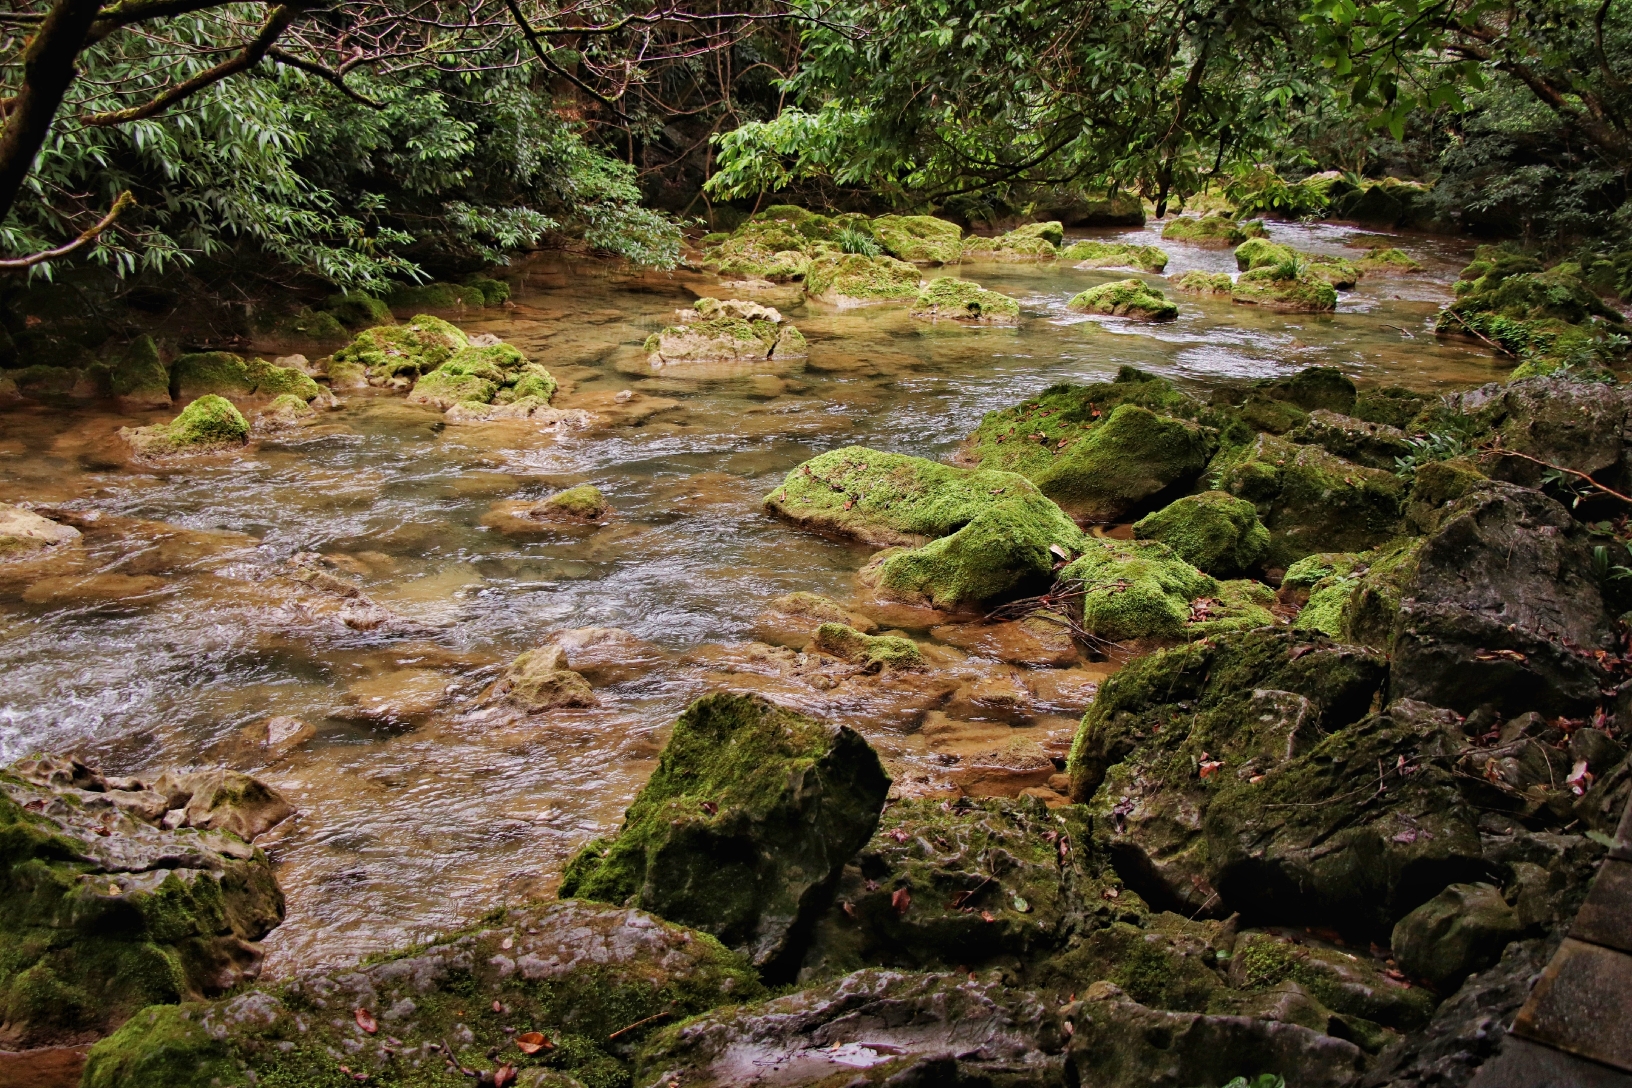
[0,190,135,270]
[0,0,105,226]
[266,47,384,107]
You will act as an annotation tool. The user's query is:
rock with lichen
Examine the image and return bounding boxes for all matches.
[962,221,1065,261]
[1231,266,1339,311]
[1169,270,1235,296]
[809,623,923,671]
[872,214,964,264]
[0,503,81,557]
[483,486,608,536]
[803,253,922,307]
[644,298,807,364]
[1061,240,1169,273]
[910,277,1021,323]
[1161,215,1250,247]
[1068,279,1179,321]
[559,692,890,975]
[331,313,470,388]
[490,644,598,711]
[120,395,251,458]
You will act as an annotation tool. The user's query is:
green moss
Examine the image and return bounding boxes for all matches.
[386,281,487,310]
[1161,215,1247,247]
[411,363,499,408]
[1043,916,1230,1012]
[962,222,1064,261]
[244,358,321,400]
[122,395,251,456]
[810,623,923,671]
[1059,538,1217,642]
[1256,366,1358,414]
[804,253,921,304]
[1230,267,1338,312]
[324,292,394,329]
[1191,578,1277,636]
[1357,247,1422,275]
[1060,241,1169,273]
[81,1004,241,1088]
[765,446,1083,608]
[267,308,348,343]
[911,277,1021,322]
[109,336,169,402]
[545,485,607,519]
[1230,931,1435,1030]
[1354,386,1427,429]
[1168,270,1234,296]
[648,303,805,362]
[1234,238,1295,271]
[1133,491,1269,576]
[463,276,512,305]
[1067,279,1179,321]
[332,315,470,382]
[559,693,890,971]
[1438,261,1627,372]
[171,352,253,399]
[1305,254,1361,289]
[1238,394,1309,435]
[871,214,963,264]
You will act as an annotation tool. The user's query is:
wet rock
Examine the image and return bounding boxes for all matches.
[560,693,890,976]
[1284,539,1422,648]
[483,486,609,535]
[636,968,1068,1088]
[1059,537,1273,644]
[119,395,251,458]
[1169,269,1234,295]
[1067,278,1179,321]
[1161,214,1252,247]
[804,252,923,307]
[910,277,1020,323]
[1391,883,1524,993]
[1231,266,1339,311]
[1228,929,1437,1032]
[1403,457,1489,535]
[961,371,1218,522]
[764,446,1082,610]
[252,392,316,432]
[757,592,878,645]
[810,623,923,672]
[108,335,171,409]
[545,627,669,685]
[1453,376,1632,495]
[0,760,285,1047]
[1060,240,1169,273]
[645,298,807,365]
[81,899,762,1088]
[1357,247,1424,275]
[331,313,468,386]
[0,503,80,556]
[1291,410,1414,470]
[249,714,315,758]
[1391,482,1614,717]
[492,645,597,711]
[324,290,393,329]
[1354,385,1428,429]
[410,341,558,413]
[147,768,295,842]
[1132,491,1270,576]
[930,616,1079,667]
[800,797,1109,977]
[963,221,1065,261]
[872,213,964,265]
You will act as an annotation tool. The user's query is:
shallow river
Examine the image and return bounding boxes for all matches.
[0,219,1494,976]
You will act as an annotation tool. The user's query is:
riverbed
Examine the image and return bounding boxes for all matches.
[0,218,1494,976]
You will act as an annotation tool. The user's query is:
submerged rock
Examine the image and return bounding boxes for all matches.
[765,446,1083,609]
[645,297,807,364]
[120,395,251,458]
[803,252,922,306]
[0,758,286,1047]
[809,622,923,671]
[1061,239,1169,272]
[559,693,890,975]
[872,214,964,265]
[910,277,1021,323]
[81,899,762,1088]
[1068,278,1179,321]
[1132,491,1270,576]
[0,503,81,556]
[410,341,558,411]
[484,486,608,535]
[1357,246,1424,275]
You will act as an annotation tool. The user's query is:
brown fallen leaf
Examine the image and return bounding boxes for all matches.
[700,800,718,816]
[493,1064,518,1088]
[980,910,996,923]
[1288,645,1314,662]
[515,1031,552,1055]
[354,1008,378,1034]
[891,887,911,916]
[492,1000,503,1013]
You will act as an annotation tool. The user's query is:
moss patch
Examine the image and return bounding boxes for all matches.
[1168,270,1234,296]
[1068,279,1179,321]
[810,623,923,671]
[1231,267,1338,312]
[1161,215,1247,247]
[324,292,394,329]
[1060,241,1169,273]
[109,336,170,406]
[1059,537,1218,642]
[1357,247,1423,275]
[1133,491,1270,576]
[911,277,1021,323]
[332,315,469,384]
[804,253,922,305]
[872,215,963,265]
[121,395,251,457]
[963,222,1063,261]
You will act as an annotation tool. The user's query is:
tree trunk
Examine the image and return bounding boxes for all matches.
[0,0,103,226]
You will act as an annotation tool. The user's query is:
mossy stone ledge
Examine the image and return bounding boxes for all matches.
[1168,269,1234,296]
[910,277,1021,323]
[1067,278,1179,321]
[1060,240,1169,273]
[1230,266,1339,312]
[559,692,890,976]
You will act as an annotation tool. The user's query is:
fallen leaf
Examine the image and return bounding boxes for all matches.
[891,887,912,916]
[889,828,909,843]
[1012,896,1031,913]
[1063,1020,1075,1036]
[1101,887,1119,900]
[107,883,121,896]
[1566,759,1594,796]
[700,800,718,816]
[980,910,996,922]
[1288,645,1314,662]
[515,1031,551,1055]
[841,900,857,919]
[354,1008,378,1034]
[1199,760,1223,779]
[493,1063,518,1088]
[492,1000,503,1013]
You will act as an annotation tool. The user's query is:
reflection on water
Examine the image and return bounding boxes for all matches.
[0,220,1495,975]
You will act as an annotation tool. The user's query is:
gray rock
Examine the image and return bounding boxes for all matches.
[1392,883,1525,992]
[1291,409,1414,470]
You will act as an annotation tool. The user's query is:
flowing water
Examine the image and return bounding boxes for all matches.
[0,219,1495,976]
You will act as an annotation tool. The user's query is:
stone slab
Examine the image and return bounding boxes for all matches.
[1573,858,1632,954]
[1468,1035,1632,1088]
[1511,938,1632,1072]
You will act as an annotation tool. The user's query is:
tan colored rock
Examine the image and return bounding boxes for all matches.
[494,645,597,711]
[0,504,81,556]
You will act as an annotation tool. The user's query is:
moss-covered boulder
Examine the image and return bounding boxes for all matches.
[1285,539,1422,649]
[109,336,170,409]
[645,297,807,364]
[385,280,486,310]
[1231,266,1338,311]
[559,693,890,976]
[323,291,394,329]
[1305,254,1361,289]
[1357,246,1422,275]
[170,351,254,399]
[1289,409,1413,470]
[1255,365,1358,414]
[81,899,762,1088]
[407,342,554,411]
[1353,385,1427,429]
[910,277,1021,323]
[872,214,964,264]
[1213,433,1405,566]
[1067,279,1179,321]
[254,393,316,432]
[809,623,923,671]
[1132,491,1270,576]
[1161,215,1248,247]
[331,314,469,386]
[961,370,1218,522]
[764,446,1083,609]
[120,396,251,458]
[242,357,321,400]
[1391,882,1523,994]
[1168,269,1234,296]
[1438,256,1627,373]
[1227,929,1437,1033]
[1059,538,1218,642]
[803,253,922,306]
[1233,237,1296,271]
[483,486,608,536]
[1061,240,1169,273]
[0,759,285,1048]
[463,275,512,305]
[963,221,1064,261]
[700,208,829,281]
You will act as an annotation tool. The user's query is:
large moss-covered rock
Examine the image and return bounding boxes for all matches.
[1132,491,1270,576]
[1061,240,1169,273]
[1389,882,1523,993]
[1161,215,1248,247]
[1290,409,1413,470]
[170,352,253,399]
[1438,255,1626,373]
[1213,432,1405,567]
[1069,632,1491,937]
[1285,539,1422,648]
[331,314,469,385]
[963,221,1064,261]
[645,297,807,364]
[109,336,170,409]
[872,214,964,264]
[764,446,1083,608]
[1169,270,1234,296]
[323,291,394,329]
[1356,246,1423,275]
[1059,538,1220,642]
[120,395,250,458]
[1443,376,1632,496]
[559,693,890,976]
[0,760,284,1048]
[700,206,843,281]
[1390,482,1614,717]
[803,252,922,306]
[1067,279,1179,321]
[910,277,1020,323]
[1228,929,1437,1032]
[82,899,762,1088]
[1354,385,1428,429]
[386,280,487,310]
[1234,237,1296,271]
[410,342,557,411]
[242,357,321,400]
[1256,366,1358,414]
[1231,266,1339,311]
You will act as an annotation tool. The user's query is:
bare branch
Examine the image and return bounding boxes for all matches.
[0,190,136,270]
[267,46,384,107]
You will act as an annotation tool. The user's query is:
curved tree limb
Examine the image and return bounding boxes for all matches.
[0,0,105,228]
[266,47,384,107]
[0,189,136,270]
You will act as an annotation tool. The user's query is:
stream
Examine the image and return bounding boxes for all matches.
[0,218,1494,977]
